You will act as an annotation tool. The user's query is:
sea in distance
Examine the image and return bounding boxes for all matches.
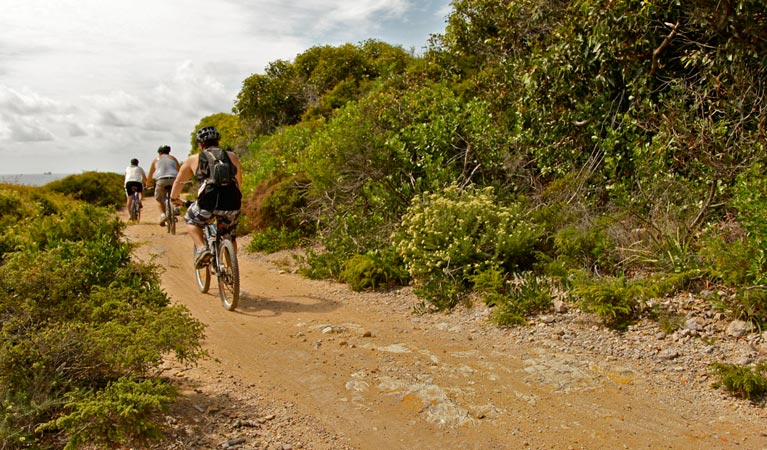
[0,173,70,187]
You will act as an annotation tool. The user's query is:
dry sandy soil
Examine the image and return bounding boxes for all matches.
[122,201,767,450]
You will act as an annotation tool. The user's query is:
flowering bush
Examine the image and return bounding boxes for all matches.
[393,184,542,308]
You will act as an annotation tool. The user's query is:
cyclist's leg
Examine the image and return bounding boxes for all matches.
[155,179,171,214]
[185,202,214,265]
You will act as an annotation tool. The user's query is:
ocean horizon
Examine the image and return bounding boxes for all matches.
[0,173,71,187]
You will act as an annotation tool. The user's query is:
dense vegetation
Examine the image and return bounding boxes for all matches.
[0,184,205,448]
[210,0,765,323]
[197,1,765,399]
[45,171,124,208]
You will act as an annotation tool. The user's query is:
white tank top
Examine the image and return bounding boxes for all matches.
[153,155,179,179]
[124,166,145,184]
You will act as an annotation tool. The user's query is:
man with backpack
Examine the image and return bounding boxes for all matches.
[170,126,243,268]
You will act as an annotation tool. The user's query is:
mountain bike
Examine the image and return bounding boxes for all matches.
[188,202,240,311]
[128,187,141,223]
[163,190,177,234]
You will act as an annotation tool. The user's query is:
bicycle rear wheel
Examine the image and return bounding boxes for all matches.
[194,244,210,293]
[217,240,239,311]
[165,197,176,234]
[130,200,141,223]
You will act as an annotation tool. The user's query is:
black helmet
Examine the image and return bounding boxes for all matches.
[131,158,139,166]
[195,126,220,144]
[157,145,171,154]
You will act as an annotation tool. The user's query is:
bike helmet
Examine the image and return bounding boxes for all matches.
[157,145,171,154]
[195,126,220,144]
[131,158,139,166]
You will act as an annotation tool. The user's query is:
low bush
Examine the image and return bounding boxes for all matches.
[248,227,303,254]
[571,270,704,330]
[45,171,124,208]
[36,378,176,450]
[711,363,767,402]
[393,184,542,309]
[473,269,553,327]
[339,247,410,291]
[0,194,205,448]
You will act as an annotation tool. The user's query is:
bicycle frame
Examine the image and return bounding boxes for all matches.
[163,190,176,234]
[194,219,240,311]
[129,188,141,223]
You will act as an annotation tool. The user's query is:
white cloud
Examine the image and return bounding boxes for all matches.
[0,0,451,174]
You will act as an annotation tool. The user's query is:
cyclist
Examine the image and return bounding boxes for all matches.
[170,126,243,268]
[146,144,181,226]
[123,158,147,213]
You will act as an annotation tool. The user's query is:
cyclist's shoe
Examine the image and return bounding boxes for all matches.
[194,246,213,268]
[159,213,166,227]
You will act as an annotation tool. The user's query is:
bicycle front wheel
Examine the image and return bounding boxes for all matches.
[194,244,210,293]
[217,240,239,311]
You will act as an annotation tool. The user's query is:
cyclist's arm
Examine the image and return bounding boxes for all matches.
[228,151,243,188]
[170,155,198,204]
[146,160,157,187]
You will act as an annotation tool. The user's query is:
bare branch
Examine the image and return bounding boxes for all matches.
[651,20,680,76]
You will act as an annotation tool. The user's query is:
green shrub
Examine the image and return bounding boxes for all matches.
[711,363,767,402]
[0,198,205,448]
[37,378,176,450]
[248,227,303,254]
[570,270,703,330]
[45,171,124,208]
[473,270,553,327]
[727,288,767,327]
[241,174,312,236]
[728,163,767,285]
[339,247,409,291]
[393,184,542,309]
[572,275,641,330]
[301,248,344,280]
[553,218,619,274]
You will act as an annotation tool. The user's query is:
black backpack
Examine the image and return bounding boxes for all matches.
[199,147,236,187]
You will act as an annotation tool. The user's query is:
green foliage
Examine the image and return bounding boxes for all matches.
[45,171,124,208]
[235,40,413,137]
[697,219,755,286]
[247,227,303,254]
[191,112,247,155]
[214,0,767,335]
[0,198,205,448]
[393,184,542,309]
[241,174,312,236]
[711,362,767,402]
[473,270,553,327]
[339,248,410,291]
[727,288,767,327]
[571,270,703,330]
[37,378,176,449]
[728,164,767,285]
[572,275,640,330]
[553,215,621,274]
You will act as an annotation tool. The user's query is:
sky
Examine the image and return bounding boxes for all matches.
[0,0,452,175]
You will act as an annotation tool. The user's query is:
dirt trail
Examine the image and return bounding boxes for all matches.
[124,201,767,450]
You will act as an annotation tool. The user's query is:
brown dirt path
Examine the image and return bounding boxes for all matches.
[124,200,767,450]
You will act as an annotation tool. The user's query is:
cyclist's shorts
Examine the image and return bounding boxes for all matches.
[154,177,175,200]
[184,202,240,240]
[125,181,143,197]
